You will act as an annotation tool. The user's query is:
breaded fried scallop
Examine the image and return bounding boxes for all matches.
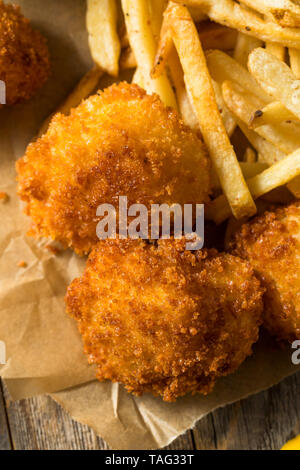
[17,83,211,254]
[230,202,300,343]
[66,239,263,401]
[0,1,50,105]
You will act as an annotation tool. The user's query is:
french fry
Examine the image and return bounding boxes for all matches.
[212,80,236,137]
[250,101,296,127]
[132,68,145,89]
[173,0,300,48]
[86,0,121,76]
[236,121,300,199]
[265,13,286,60]
[211,161,268,191]
[222,80,300,154]
[38,66,104,137]
[239,0,300,27]
[207,147,300,223]
[148,0,168,42]
[157,3,256,219]
[153,21,237,78]
[289,47,300,78]
[249,47,300,120]
[121,0,177,108]
[234,33,262,68]
[167,49,199,129]
[238,120,286,165]
[206,50,271,104]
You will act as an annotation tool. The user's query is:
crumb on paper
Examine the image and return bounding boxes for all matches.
[45,244,62,255]
[17,260,27,268]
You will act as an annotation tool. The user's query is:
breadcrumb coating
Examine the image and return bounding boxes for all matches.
[17,83,211,254]
[66,239,263,401]
[230,202,300,343]
[0,0,50,105]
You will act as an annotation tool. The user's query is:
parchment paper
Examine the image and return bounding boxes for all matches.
[0,0,299,450]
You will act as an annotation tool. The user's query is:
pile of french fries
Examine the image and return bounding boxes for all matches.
[42,0,300,226]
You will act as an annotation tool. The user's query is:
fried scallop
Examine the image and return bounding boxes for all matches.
[17,83,211,255]
[230,202,300,343]
[66,239,263,402]
[0,0,50,105]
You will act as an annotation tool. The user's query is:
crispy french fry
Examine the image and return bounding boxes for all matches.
[160,3,256,219]
[86,0,121,76]
[152,21,237,78]
[238,120,286,165]
[222,80,300,154]
[212,80,236,137]
[234,33,262,67]
[132,68,145,89]
[289,47,300,78]
[167,49,199,129]
[237,119,300,200]
[206,50,271,103]
[122,0,177,108]
[38,66,104,137]
[173,0,300,48]
[249,47,300,120]
[207,147,300,223]
[212,161,268,191]
[148,0,168,42]
[239,0,300,27]
[250,101,296,127]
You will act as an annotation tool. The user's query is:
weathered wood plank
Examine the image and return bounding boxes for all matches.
[193,371,300,450]
[2,383,193,450]
[2,388,108,450]
[164,431,195,450]
[0,380,11,450]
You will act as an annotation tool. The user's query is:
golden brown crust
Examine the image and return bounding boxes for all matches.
[66,239,263,401]
[17,82,211,254]
[230,202,300,343]
[0,0,50,105]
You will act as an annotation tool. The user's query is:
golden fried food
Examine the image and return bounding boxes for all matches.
[230,202,300,343]
[0,1,50,105]
[17,82,211,255]
[66,238,263,402]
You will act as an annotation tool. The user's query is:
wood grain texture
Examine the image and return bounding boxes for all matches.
[193,371,300,450]
[1,372,300,450]
[0,381,11,450]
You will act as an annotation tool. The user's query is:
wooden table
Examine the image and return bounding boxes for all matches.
[1,372,299,450]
